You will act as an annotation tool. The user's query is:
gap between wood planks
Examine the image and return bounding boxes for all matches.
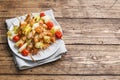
[0,74,120,76]
[0,44,120,75]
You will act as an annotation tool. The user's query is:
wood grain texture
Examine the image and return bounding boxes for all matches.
[0,75,120,80]
[1,18,120,44]
[0,0,120,80]
[1,0,120,18]
[0,44,120,74]
[0,0,80,18]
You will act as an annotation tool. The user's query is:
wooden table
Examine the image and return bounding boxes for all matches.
[0,0,120,80]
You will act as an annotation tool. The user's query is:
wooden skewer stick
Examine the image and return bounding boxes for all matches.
[30,13,34,17]
[29,53,35,62]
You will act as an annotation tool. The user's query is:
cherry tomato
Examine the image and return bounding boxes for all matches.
[21,49,29,56]
[19,43,23,48]
[55,31,62,39]
[46,21,54,30]
[40,12,45,17]
[13,35,20,42]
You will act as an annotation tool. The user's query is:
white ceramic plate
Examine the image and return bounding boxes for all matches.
[7,26,62,61]
[7,10,62,61]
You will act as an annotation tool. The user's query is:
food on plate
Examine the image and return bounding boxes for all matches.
[7,12,62,56]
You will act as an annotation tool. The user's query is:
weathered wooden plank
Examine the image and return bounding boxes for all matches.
[0,75,119,80]
[0,8,63,18]
[0,0,80,18]
[80,0,120,18]
[0,44,120,74]
[0,75,120,80]
[1,0,120,18]
[1,18,120,44]
[1,44,120,57]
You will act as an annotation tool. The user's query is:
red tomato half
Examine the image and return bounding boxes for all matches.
[40,12,45,17]
[46,21,54,30]
[55,31,62,39]
[13,35,20,42]
[21,49,29,56]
